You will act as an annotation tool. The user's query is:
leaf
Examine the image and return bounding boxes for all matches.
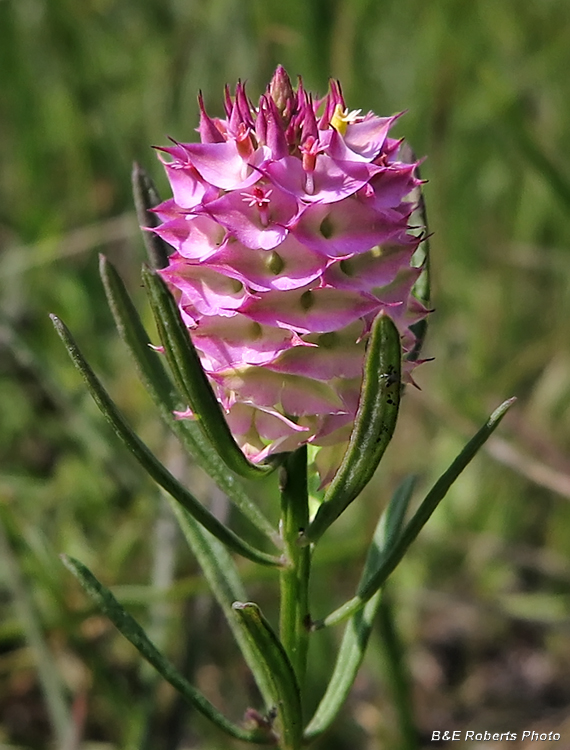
[100,255,279,544]
[131,162,170,270]
[142,266,274,481]
[303,476,415,741]
[50,314,281,568]
[376,590,418,750]
[305,313,401,543]
[233,602,303,750]
[320,398,516,628]
[167,501,277,711]
[61,555,273,745]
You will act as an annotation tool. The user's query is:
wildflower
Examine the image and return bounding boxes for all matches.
[153,66,428,484]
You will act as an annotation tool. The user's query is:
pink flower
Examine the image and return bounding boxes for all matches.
[154,67,429,484]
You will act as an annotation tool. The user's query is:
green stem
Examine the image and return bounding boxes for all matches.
[279,447,311,692]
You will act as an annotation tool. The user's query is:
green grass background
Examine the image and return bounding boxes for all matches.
[1,0,570,748]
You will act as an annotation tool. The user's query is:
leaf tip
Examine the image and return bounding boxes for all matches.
[49,313,64,333]
[491,396,517,423]
[59,553,76,574]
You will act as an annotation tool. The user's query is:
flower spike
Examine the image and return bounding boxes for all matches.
[150,66,430,487]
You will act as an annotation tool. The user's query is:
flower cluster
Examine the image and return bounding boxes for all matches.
[153,66,428,484]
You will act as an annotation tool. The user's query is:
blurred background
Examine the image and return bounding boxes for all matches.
[1,0,570,748]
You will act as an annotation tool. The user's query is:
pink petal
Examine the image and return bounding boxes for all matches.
[312,414,354,445]
[342,114,401,160]
[162,162,211,209]
[191,314,306,370]
[255,406,310,440]
[204,184,300,250]
[208,234,327,291]
[153,215,226,261]
[180,141,267,190]
[161,262,251,317]
[366,163,422,210]
[241,287,382,334]
[151,198,183,221]
[173,406,197,420]
[292,197,409,258]
[264,154,380,204]
[323,240,419,291]
[224,403,254,437]
[268,322,367,380]
[362,267,429,332]
[215,368,346,416]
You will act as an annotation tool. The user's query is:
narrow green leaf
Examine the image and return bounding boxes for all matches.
[403,144,431,362]
[233,602,303,750]
[306,314,402,543]
[304,476,415,741]
[362,474,417,587]
[142,266,273,481]
[61,556,273,745]
[50,314,281,568]
[99,255,279,544]
[132,162,170,270]
[320,398,516,628]
[167,501,276,710]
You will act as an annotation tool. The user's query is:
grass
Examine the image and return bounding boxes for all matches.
[1,0,570,747]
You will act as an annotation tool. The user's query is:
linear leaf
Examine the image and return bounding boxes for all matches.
[50,314,281,568]
[233,602,303,750]
[142,267,273,481]
[320,398,516,628]
[304,476,415,741]
[377,591,418,750]
[306,314,401,543]
[167,500,277,711]
[61,556,273,745]
[132,162,170,270]
[100,255,278,544]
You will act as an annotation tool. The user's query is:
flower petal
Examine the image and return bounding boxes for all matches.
[204,184,300,250]
[265,154,380,204]
[153,215,226,261]
[241,288,382,334]
[181,141,267,190]
[191,314,307,370]
[292,197,410,258]
[208,234,327,291]
[323,240,419,291]
[161,261,251,317]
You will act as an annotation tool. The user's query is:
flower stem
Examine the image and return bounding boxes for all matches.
[279,447,311,693]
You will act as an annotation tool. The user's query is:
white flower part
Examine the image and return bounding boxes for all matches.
[330,104,363,134]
